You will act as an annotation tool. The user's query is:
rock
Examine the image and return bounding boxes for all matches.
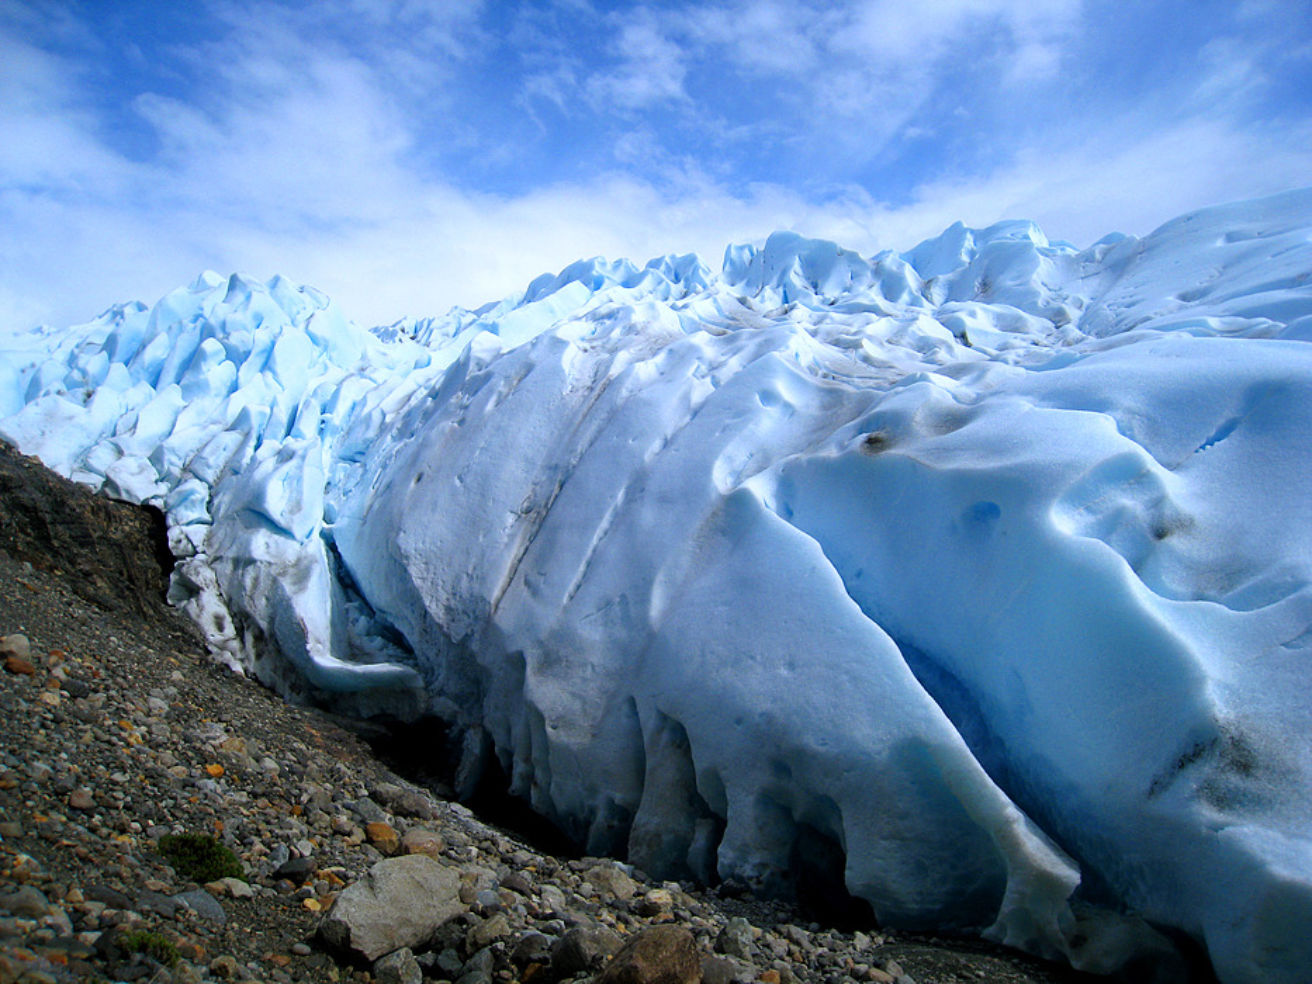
[0,885,51,917]
[318,854,464,962]
[467,912,512,950]
[350,796,387,824]
[209,954,240,978]
[267,843,291,870]
[511,932,554,967]
[216,876,254,899]
[0,634,31,659]
[501,870,534,895]
[86,884,132,909]
[370,781,437,819]
[701,954,753,984]
[375,946,423,984]
[272,856,317,885]
[215,735,246,756]
[550,924,624,977]
[61,678,90,697]
[434,947,464,975]
[585,863,637,901]
[539,884,567,916]
[174,888,226,926]
[0,819,22,837]
[634,887,676,917]
[366,821,401,855]
[715,918,756,960]
[3,654,35,675]
[136,889,181,918]
[597,925,702,984]
[401,827,444,858]
[0,443,175,619]
[459,865,498,900]
[457,946,496,984]
[473,888,503,914]
[67,788,95,810]
[778,925,810,948]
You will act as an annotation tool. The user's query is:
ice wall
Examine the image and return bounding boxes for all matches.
[4,189,1312,984]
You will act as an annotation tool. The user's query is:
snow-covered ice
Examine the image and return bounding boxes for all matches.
[4,189,1312,984]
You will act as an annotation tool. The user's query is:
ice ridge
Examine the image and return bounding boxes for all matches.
[4,188,1312,984]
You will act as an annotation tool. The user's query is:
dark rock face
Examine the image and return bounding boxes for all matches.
[0,441,175,620]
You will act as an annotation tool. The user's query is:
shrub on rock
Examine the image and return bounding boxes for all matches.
[158,833,244,883]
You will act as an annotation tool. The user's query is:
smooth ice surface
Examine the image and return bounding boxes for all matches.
[5,189,1312,984]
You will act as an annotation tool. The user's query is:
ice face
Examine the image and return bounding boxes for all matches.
[3,188,1312,984]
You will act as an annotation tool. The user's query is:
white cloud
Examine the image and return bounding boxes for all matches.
[211,0,490,67]
[862,114,1312,250]
[521,64,582,118]
[587,11,690,111]
[688,0,827,75]
[556,0,1086,177]
[8,103,1306,335]
[825,0,1079,70]
[1189,36,1272,111]
[0,33,130,190]
[133,53,416,222]
[1,0,1309,336]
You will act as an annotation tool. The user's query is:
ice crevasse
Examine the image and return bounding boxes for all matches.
[4,189,1312,983]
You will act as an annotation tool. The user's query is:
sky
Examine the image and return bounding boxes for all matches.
[1,0,1310,332]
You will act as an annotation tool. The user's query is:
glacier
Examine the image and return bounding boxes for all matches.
[4,189,1312,983]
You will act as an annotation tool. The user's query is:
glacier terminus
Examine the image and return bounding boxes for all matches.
[4,189,1312,984]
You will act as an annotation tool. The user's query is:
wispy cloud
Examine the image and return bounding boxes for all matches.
[0,0,1309,333]
[587,9,690,111]
[0,32,127,190]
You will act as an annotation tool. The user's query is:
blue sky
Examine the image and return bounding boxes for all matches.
[2,0,1310,331]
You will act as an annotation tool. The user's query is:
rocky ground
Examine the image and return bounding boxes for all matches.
[0,444,1107,984]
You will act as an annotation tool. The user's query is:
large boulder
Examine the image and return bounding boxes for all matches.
[319,854,464,961]
[597,925,702,984]
[550,924,623,977]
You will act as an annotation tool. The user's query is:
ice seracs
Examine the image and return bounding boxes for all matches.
[4,188,1312,984]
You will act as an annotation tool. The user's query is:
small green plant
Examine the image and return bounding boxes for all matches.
[119,929,179,967]
[157,832,245,883]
